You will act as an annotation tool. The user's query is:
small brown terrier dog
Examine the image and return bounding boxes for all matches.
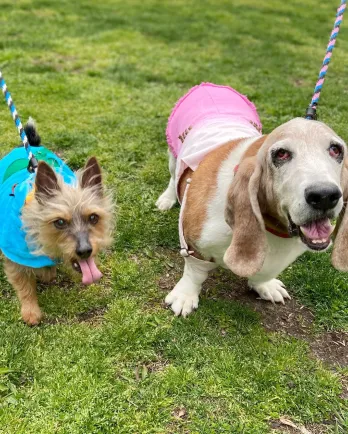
[2,123,113,325]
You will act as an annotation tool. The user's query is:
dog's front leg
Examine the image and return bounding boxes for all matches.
[165,256,217,317]
[35,266,57,283]
[4,258,42,325]
[247,277,291,305]
[246,238,306,304]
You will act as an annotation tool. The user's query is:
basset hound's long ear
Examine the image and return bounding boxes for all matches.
[332,159,348,271]
[223,156,267,277]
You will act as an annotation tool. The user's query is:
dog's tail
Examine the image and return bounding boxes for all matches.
[24,117,41,147]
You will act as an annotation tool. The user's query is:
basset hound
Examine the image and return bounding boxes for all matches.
[156,83,347,317]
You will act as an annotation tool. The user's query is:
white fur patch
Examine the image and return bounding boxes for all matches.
[248,278,290,304]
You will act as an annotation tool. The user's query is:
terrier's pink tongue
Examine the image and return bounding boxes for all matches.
[78,258,103,285]
[300,218,333,240]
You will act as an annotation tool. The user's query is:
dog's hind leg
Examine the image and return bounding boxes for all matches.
[4,259,42,326]
[165,256,217,317]
[156,151,177,211]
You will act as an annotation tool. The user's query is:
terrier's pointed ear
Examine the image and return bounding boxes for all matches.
[81,157,102,192]
[35,161,60,201]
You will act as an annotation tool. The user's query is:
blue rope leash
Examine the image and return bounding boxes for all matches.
[0,70,38,172]
[305,0,347,119]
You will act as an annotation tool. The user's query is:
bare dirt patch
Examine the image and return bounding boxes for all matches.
[76,306,108,324]
[45,306,108,326]
[158,254,348,368]
[172,407,188,420]
[213,272,347,368]
[134,357,170,382]
[292,78,305,87]
[270,419,331,433]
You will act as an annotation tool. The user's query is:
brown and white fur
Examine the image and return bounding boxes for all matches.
[157,118,346,317]
[6,152,113,326]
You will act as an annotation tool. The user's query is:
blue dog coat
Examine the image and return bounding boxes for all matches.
[0,146,76,268]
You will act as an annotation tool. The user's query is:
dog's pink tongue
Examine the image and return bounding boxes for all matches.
[78,258,103,285]
[300,218,333,240]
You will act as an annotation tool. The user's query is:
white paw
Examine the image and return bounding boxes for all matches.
[156,193,176,211]
[248,278,291,305]
[165,286,199,317]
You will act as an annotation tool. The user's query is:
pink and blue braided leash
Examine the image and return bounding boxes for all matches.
[306,0,347,119]
[0,70,38,172]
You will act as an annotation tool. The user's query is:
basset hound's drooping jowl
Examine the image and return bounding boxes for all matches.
[156,82,348,317]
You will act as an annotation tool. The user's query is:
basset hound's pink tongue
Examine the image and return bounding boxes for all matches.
[78,258,103,285]
[300,218,333,241]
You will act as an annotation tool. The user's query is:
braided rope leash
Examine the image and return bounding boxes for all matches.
[305,0,347,119]
[0,70,38,172]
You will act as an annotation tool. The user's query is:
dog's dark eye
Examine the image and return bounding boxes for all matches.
[272,148,292,166]
[329,143,343,160]
[88,214,99,225]
[275,149,291,160]
[54,218,68,229]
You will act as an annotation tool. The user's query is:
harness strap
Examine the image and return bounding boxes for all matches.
[178,179,217,271]
[179,178,195,257]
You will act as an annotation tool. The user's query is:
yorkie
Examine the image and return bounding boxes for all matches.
[0,121,113,325]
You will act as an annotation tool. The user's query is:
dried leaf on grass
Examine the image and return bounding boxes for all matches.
[279,417,312,434]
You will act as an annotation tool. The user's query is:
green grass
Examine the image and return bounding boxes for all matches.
[0,0,347,432]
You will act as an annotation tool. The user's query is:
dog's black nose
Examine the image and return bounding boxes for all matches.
[76,246,92,259]
[76,233,92,259]
[305,183,342,211]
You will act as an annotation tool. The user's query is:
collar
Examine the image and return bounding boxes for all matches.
[264,215,291,238]
[265,225,291,238]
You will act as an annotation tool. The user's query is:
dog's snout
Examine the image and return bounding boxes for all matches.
[76,232,92,259]
[305,183,342,211]
[76,246,92,259]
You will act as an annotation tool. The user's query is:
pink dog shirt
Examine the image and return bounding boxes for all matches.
[166,83,262,193]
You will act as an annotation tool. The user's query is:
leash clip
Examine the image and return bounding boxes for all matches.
[27,156,38,173]
[180,248,194,257]
[305,106,317,120]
